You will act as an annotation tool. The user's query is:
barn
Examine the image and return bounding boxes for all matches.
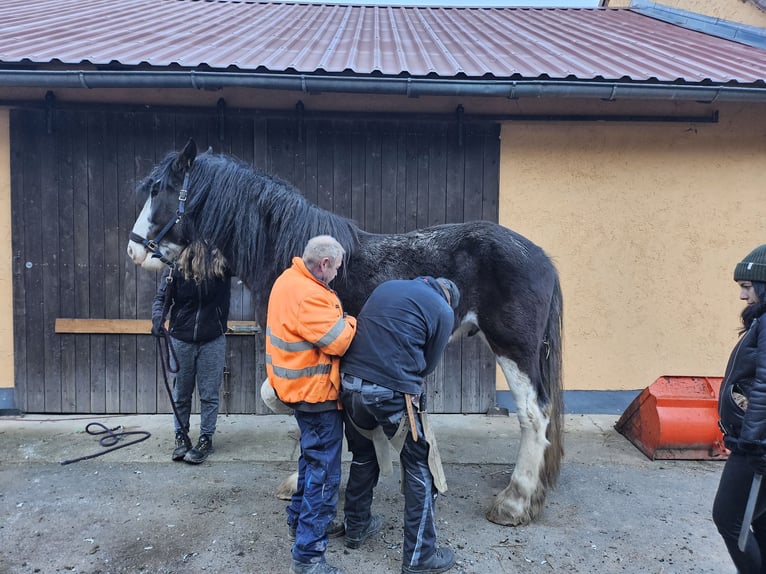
[0,0,765,415]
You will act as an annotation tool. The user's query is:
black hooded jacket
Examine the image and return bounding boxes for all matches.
[152,267,231,344]
[719,315,766,453]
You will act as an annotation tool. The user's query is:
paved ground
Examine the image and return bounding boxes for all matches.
[0,413,732,574]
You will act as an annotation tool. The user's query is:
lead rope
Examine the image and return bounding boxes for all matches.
[155,271,189,446]
[60,275,185,465]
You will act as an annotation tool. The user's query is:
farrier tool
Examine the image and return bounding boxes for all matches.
[739,473,762,552]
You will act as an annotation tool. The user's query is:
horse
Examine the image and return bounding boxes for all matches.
[126,138,563,527]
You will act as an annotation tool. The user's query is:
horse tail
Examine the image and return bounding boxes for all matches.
[541,272,564,490]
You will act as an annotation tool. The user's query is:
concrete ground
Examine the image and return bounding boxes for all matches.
[1,413,732,574]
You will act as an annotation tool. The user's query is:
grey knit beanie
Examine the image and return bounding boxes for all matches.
[436,277,461,310]
[734,244,766,283]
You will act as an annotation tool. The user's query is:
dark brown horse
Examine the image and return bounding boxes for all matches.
[127,139,563,526]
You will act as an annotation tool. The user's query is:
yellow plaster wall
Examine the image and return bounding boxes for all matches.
[498,104,766,391]
[0,108,13,389]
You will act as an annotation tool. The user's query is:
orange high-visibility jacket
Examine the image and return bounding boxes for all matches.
[266,257,357,408]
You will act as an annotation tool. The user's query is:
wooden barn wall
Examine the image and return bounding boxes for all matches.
[10,107,499,415]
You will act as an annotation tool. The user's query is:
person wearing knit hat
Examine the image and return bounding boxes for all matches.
[734,244,766,284]
[714,244,766,572]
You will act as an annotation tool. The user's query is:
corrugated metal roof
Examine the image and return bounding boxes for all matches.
[1,0,765,85]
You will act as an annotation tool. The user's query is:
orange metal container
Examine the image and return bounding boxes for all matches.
[615,375,729,460]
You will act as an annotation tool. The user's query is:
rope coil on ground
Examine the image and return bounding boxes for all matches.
[60,422,151,465]
[61,332,185,466]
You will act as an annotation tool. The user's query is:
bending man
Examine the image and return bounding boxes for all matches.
[340,276,460,574]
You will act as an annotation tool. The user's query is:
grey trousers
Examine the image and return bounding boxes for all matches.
[170,335,226,437]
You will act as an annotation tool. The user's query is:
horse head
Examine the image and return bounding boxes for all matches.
[126,138,198,270]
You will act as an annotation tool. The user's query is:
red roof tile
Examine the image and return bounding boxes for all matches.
[0,0,764,85]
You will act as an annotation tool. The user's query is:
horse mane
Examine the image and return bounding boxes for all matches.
[167,149,359,284]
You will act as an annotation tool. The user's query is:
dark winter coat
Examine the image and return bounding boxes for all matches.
[152,267,232,344]
[340,276,455,396]
[718,316,766,454]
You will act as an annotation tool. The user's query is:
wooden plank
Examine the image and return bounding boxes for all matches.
[350,125,366,227]
[70,110,92,412]
[102,113,121,412]
[20,111,46,412]
[9,110,29,412]
[291,116,310,203]
[379,127,398,232]
[55,318,260,334]
[427,124,447,228]
[394,129,408,234]
[404,131,419,232]
[364,126,382,233]
[316,122,335,213]
[445,124,465,225]
[268,118,296,184]
[87,111,107,413]
[57,111,77,412]
[117,111,138,413]
[41,107,62,413]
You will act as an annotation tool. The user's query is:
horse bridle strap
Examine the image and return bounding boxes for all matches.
[129,172,190,267]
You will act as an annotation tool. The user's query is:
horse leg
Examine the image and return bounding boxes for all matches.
[260,378,299,499]
[487,356,550,526]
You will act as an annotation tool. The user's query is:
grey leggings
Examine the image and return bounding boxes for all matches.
[171,335,226,437]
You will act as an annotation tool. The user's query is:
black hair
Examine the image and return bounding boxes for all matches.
[741,281,766,332]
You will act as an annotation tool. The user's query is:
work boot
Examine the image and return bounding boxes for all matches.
[401,546,456,574]
[290,559,344,573]
[172,431,192,461]
[184,434,213,464]
[344,514,382,549]
[289,519,345,541]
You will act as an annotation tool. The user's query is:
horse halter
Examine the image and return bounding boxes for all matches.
[129,171,190,267]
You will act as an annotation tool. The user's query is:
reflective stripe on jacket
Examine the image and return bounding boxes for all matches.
[266,257,356,408]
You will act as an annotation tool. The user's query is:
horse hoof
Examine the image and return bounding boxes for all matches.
[276,471,298,500]
[486,496,534,526]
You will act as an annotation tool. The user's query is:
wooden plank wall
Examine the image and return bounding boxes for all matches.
[10,107,499,414]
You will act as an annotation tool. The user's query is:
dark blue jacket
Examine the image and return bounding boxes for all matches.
[341,276,455,396]
[719,315,766,453]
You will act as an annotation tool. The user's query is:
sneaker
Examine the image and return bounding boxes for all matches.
[291,559,344,574]
[401,547,456,574]
[184,434,213,464]
[344,514,382,549]
[288,519,345,541]
[172,431,192,461]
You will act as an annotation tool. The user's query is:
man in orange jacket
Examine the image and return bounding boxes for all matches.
[266,235,357,574]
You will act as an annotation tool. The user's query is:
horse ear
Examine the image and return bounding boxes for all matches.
[173,138,198,174]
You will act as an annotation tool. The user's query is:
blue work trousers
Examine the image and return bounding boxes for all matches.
[713,451,766,573]
[340,376,438,569]
[171,335,226,437]
[289,408,344,565]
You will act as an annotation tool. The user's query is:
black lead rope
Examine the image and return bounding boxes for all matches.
[60,333,184,466]
[157,327,188,442]
[60,423,151,465]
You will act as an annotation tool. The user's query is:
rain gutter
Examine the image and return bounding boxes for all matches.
[1,70,766,103]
